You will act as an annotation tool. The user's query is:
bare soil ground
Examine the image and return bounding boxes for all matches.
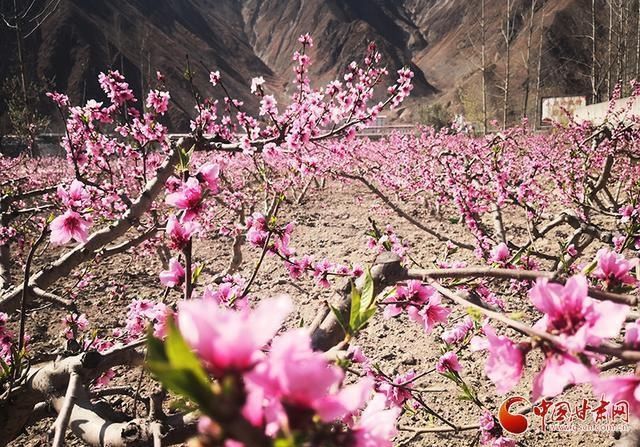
[10,181,625,446]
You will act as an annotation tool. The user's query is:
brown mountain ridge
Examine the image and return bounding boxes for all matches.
[0,0,625,130]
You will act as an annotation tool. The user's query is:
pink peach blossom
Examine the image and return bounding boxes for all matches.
[58,179,89,209]
[383,280,432,319]
[352,393,400,447]
[197,162,221,193]
[478,410,516,447]
[243,329,372,434]
[529,275,628,352]
[178,295,292,374]
[159,258,185,288]
[209,71,220,86]
[406,292,450,334]
[378,370,415,407]
[489,242,510,265]
[593,248,637,285]
[165,177,203,220]
[245,213,269,247]
[442,316,474,344]
[592,374,640,417]
[50,210,91,245]
[286,255,313,280]
[146,89,170,115]
[312,258,333,288]
[436,351,462,374]
[625,319,640,347]
[250,76,265,95]
[165,214,199,250]
[532,351,595,400]
[62,313,89,339]
[475,325,524,395]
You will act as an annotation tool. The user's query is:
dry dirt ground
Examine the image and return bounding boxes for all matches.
[9,181,628,447]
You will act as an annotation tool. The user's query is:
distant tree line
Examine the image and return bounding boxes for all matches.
[422,0,640,134]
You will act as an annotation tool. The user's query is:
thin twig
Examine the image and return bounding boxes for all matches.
[399,423,480,434]
[239,195,281,299]
[18,225,48,353]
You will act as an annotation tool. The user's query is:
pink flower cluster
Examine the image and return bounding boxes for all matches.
[116,298,171,340]
[441,316,474,344]
[0,313,16,364]
[376,370,416,408]
[471,325,524,395]
[593,248,637,287]
[0,225,17,246]
[166,177,204,221]
[245,212,363,288]
[436,351,462,374]
[471,275,630,403]
[478,410,516,447]
[382,280,450,333]
[61,313,89,340]
[159,258,186,288]
[201,275,248,308]
[165,162,221,233]
[192,34,411,159]
[619,204,639,223]
[530,275,628,353]
[98,70,135,106]
[146,89,170,115]
[365,224,408,259]
[488,242,511,266]
[50,180,92,245]
[178,295,400,444]
[50,210,91,245]
[165,215,199,251]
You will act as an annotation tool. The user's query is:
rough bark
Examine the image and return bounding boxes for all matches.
[311,252,406,351]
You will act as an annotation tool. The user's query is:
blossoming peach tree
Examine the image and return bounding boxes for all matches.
[1,33,640,447]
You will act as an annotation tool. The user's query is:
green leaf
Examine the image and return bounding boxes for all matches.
[360,268,375,311]
[329,303,350,336]
[191,264,204,284]
[274,437,296,447]
[348,269,377,334]
[146,322,215,413]
[177,145,195,172]
[164,322,209,384]
[509,247,524,265]
[183,67,193,80]
[465,307,484,323]
[146,362,212,407]
[349,280,362,331]
[581,258,597,276]
[0,356,10,377]
[146,329,169,363]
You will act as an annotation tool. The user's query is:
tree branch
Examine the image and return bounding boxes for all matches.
[339,173,474,250]
[406,266,636,305]
[0,143,181,312]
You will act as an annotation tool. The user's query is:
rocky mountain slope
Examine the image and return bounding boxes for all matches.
[0,0,617,130]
